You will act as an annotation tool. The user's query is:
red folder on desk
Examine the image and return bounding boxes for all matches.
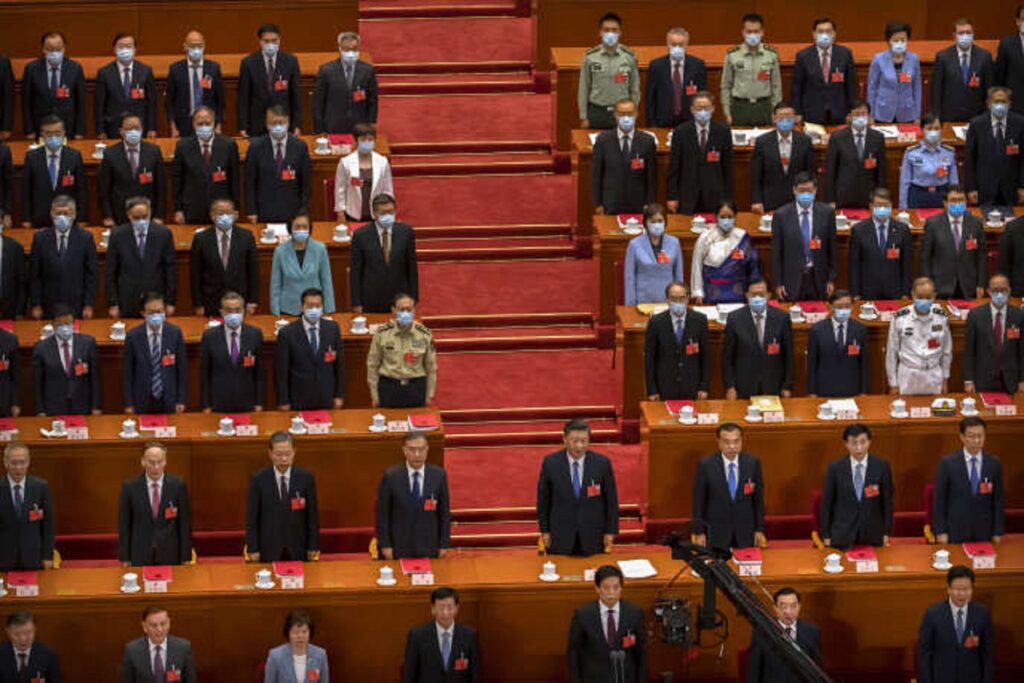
[962,542,996,557]
[223,414,252,425]
[873,301,903,312]
[139,415,169,428]
[56,415,87,427]
[845,546,878,562]
[6,571,38,586]
[915,208,944,220]
[0,320,12,332]
[143,566,173,582]
[300,411,332,424]
[732,547,763,563]
[408,414,440,430]
[273,561,305,577]
[840,209,870,220]
[664,400,694,415]
[400,558,433,575]
[0,418,16,431]
[797,301,828,313]
[328,134,355,146]
[980,392,1012,407]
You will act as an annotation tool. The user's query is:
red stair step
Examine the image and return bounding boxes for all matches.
[360,17,533,70]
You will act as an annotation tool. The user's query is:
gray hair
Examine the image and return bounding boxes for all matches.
[124,196,151,213]
[51,195,77,212]
[337,31,360,45]
[667,27,689,38]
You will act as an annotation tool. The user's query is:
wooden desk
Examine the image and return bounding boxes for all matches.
[640,396,1024,522]
[14,543,1024,682]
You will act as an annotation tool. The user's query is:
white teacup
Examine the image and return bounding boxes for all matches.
[352,316,368,333]
[691,216,706,230]
[274,319,289,333]
[861,302,877,317]
[891,399,907,415]
[122,419,137,435]
[824,553,842,570]
[122,572,139,591]
[962,397,977,413]
[790,304,803,321]
[835,214,848,229]
[0,577,5,595]
[218,417,235,435]
[333,224,349,240]
[379,566,395,582]
[50,419,66,436]
[291,415,306,432]
[255,568,273,587]
[542,560,557,577]
[111,321,126,337]
[314,136,330,153]
[100,229,111,247]
[818,403,833,419]
[372,413,386,429]
[93,142,106,157]
[41,323,54,338]
[760,214,772,229]
[896,211,911,223]
[746,405,761,420]
[680,405,695,421]
[988,210,1004,225]
[262,227,277,241]
[933,549,951,566]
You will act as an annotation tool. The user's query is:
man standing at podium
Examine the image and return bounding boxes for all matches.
[645,27,706,129]
[746,587,822,682]
[29,196,97,320]
[820,424,893,550]
[20,116,88,228]
[244,106,311,223]
[723,278,793,400]
[171,107,240,224]
[848,188,913,301]
[276,288,346,411]
[118,441,193,567]
[105,197,176,319]
[806,289,870,397]
[916,565,993,683]
[98,114,166,227]
[199,291,264,413]
[567,565,647,683]
[644,281,709,401]
[190,198,260,317]
[31,305,101,415]
[21,32,86,139]
[0,443,54,571]
[770,172,837,302]
[246,432,319,563]
[692,422,765,551]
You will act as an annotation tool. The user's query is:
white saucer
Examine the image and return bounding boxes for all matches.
[119,431,140,439]
[255,582,276,590]
[790,316,805,324]
[120,585,142,593]
[890,411,910,419]
[744,415,763,423]
[109,334,126,341]
[217,429,236,437]
[758,226,772,233]
[678,417,697,425]
[92,153,105,160]
[376,578,397,586]
[621,227,643,236]
[332,236,351,243]
[823,565,844,574]
[960,409,980,417]
[858,313,878,321]
[369,424,388,433]
[0,589,7,597]
[816,413,837,421]
[349,328,370,335]
[932,562,953,571]
[538,573,560,582]
[690,226,706,234]
[288,427,308,436]
[986,222,1004,228]
[40,429,67,438]
[260,237,279,244]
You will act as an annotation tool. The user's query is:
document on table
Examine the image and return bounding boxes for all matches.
[617,559,658,578]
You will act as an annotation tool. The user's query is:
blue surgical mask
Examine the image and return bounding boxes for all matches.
[341,50,359,63]
[214,214,234,231]
[131,219,149,233]
[45,50,63,67]
[146,312,165,328]
[796,191,815,208]
[396,310,415,327]
[914,299,933,315]
[717,217,735,231]
[776,118,794,133]
[693,109,712,124]
[890,40,907,54]
[924,129,941,145]
[851,116,868,131]
[647,221,665,237]
[601,31,619,48]
[956,33,973,50]
[116,47,135,64]
[833,307,852,323]
[53,215,72,232]
[291,230,309,243]
[269,123,287,139]
[744,33,762,48]
[669,46,685,61]
[815,32,833,48]
[873,205,892,221]
[195,125,214,141]
[187,47,204,62]
[991,291,1009,308]
[261,42,279,58]
[223,312,243,328]
[357,140,375,154]
[303,307,323,323]
[123,129,142,146]
[55,324,73,341]
[992,102,1009,119]
[377,213,396,228]
[948,202,967,217]
[617,115,635,132]
[44,136,63,152]
[669,302,688,316]
[748,296,767,313]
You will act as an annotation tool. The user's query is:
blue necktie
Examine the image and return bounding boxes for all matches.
[412,471,422,501]
[122,67,131,97]
[836,323,845,351]
[727,462,737,501]
[150,333,163,399]
[49,67,58,93]
[48,154,58,190]
[877,223,887,252]
[191,66,203,113]
[308,327,318,357]
[800,210,811,262]
[854,463,864,501]
[441,631,451,671]
[970,457,980,496]
[12,484,22,516]
[961,53,969,85]
[955,608,965,643]
[674,317,684,345]
[571,460,581,498]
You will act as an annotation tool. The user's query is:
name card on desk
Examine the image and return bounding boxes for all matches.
[235,424,258,437]
[67,427,89,440]
[855,560,879,573]
[995,405,1018,416]
[738,563,762,576]
[8,572,39,596]
[910,407,931,419]
[144,580,168,593]
[763,411,784,423]
[697,413,719,425]
[411,572,435,586]
[836,409,859,421]
[0,430,14,442]
[280,575,305,589]
[307,423,331,435]
[154,426,177,438]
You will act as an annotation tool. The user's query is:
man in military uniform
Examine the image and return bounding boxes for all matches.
[886,277,953,395]
[578,12,640,130]
[367,293,437,408]
[721,13,781,126]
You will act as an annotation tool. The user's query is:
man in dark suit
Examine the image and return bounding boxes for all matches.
[105,197,176,319]
[746,587,822,683]
[932,20,993,123]
[567,565,647,683]
[31,306,100,415]
[94,33,157,139]
[403,587,480,683]
[536,419,619,557]
[98,113,167,226]
[807,289,870,397]
[0,230,25,320]
[0,326,19,418]
[791,17,857,125]
[0,612,61,683]
[122,292,188,414]
[998,212,1024,295]
[0,443,54,570]
[238,24,302,137]
[771,172,837,302]
[666,91,733,215]
[848,187,914,301]
[964,274,1024,395]
[246,432,319,562]
[592,98,656,215]
[645,27,707,128]
[165,30,224,138]
[723,279,794,399]
[120,606,197,683]
[820,424,893,549]
[997,6,1024,115]
[29,196,97,320]
[0,54,12,139]
[920,186,987,300]
[199,291,264,412]
[692,422,766,550]
[751,102,815,213]
[964,87,1024,215]
[823,100,887,209]
[350,193,419,313]
[21,32,86,139]
[932,417,1004,545]
[171,107,240,224]
[644,281,709,400]
[313,31,378,134]
[917,565,994,683]
[275,288,345,410]
[0,139,11,228]
[20,116,87,228]
[190,199,259,316]
[376,431,451,560]
[118,441,193,567]
[244,105,311,223]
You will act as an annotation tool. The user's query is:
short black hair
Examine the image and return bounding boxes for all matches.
[843,423,872,440]
[112,33,135,47]
[643,202,666,223]
[742,13,764,25]
[664,281,688,298]
[773,101,795,114]
[870,187,893,204]
[404,430,429,445]
[598,12,622,27]
[564,418,591,436]
[812,17,835,32]
[219,289,244,308]
[40,31,66,47]
[947,564,975,585]
[140,291,165,308]
[142,605,167,620]
[594,564,624,587]
[792,171,816,188]
[959,416,987,433]
[5,611,34,627]
[849,99,870,113]
[283,610,314,639]
[300,288,323,305]
[773,586,800,603]
[51,303,74,320]
[716,200,738,216]
[828,288,852,304]
[885,21,912,41]
[353,123,377,139]
[119,112,142,128]
[257,23,281,38]
[267,104,290,119]
[921,112,941,129]
[431,586,460,604]
[747,277,769,291]
[373,193,397,210]
[392,291,416,307]
[268,430,294,449]
[40,114,65,129]
[945,183,965,197]
[288,210,311,232]
[716,422,743,438]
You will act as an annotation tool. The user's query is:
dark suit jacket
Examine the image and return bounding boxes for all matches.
[771,201,837,300]
[105,222,177,316]
[94,60,157,137]
[21,57,87,137]
[171,134,240,222]
[0,475,55,570]
[120,635,196,683]
[274,318,345,409]
[237,50,302,136]
[723,305,794,398]
[245,464,318,561]
[313,59,378,134]
[693,452,765,549]
[376,463,451,558]
[645,54,707,127]
[121,322,188,412]
[29,224,97,317]
[917,601,993,683]
[0,143,11,217]
[591,129,657,214]
[806,317,870,397]
[0,639,61,683]
[98,141,167,223]
[403,622,480,683]
[746,619,821,683]
[792,44,858,124]
[920,213,987,298]
[189,226,259,315]
[21,145,88,227]
[0,55,12,133]
[751,132,815,211]
[198,323,264,411]
[823,127,887,209]
[243,135,311,222]
[644,309,709,399]
[31,333,100,415]
[932,46,993,122]
[998,216,1024,295]
[536,450,619,556]
[350,221,419,312]
[567,600,647,683]
[0,330,19,416]
[848,218,914,299]
[666,120,734,214]
[0,235,26,319]
[165,58,225,136]
[964,111,1024,206]
[932,451,1004,543]
[820,454,893,549]
[118,473,193,566]
[964,304,1024,393]
[997,32,1024,114]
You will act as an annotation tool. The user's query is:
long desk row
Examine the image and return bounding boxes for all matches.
[9,543,1024,682]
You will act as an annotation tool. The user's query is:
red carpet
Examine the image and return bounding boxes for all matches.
[360,17,534,67]
[394,173,573,226]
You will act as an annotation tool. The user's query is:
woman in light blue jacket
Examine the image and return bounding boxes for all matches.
[264,611,330,683]
[624,202,683,305]
[270,211,336,316]
[867,21,921,124]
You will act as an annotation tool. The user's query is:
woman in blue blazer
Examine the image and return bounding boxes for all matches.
[624,202,683,305]
[867,21,922,124]
[270,211,336,316]
[264,611,330,683]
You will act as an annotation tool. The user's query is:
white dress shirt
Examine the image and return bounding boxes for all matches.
[990,303,1007,339]
[949,599,969,627]
[777,132,792,162]
[566,452,586,475]
[148,324,163,353]
[188,59,204,113]
[601,600,620,634]
[292,653,307,683]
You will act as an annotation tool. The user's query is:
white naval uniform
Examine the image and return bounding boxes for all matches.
[885,304,953,395]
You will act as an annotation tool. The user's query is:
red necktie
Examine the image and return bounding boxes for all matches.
[995,310,1004,357]
[671,62,683,115]
[150,482,160,519]
[62,341,72,376]
[821,49,830,81]
[202,142,211,166]
[606,608,616,647]
[129,148,138,176]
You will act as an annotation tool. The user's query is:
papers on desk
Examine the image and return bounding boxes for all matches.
[732,128,772,146]
[871,125,900,139]
[953,125,968,141]
[692,306,719,322]
[616,559,657,579]
[803,123,827,143]
[824,399,860,419]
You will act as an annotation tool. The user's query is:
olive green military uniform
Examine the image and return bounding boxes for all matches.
[720,43,782,126]
[367,321,437,408]
[578,44,640,129]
